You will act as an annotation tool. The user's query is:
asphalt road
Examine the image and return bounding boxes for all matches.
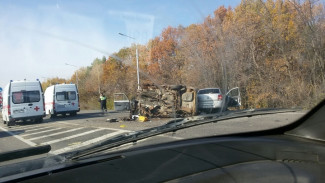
[0,110,306,157]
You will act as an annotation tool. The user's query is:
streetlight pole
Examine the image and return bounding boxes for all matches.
[118,33,140,90]
[96,66,101,94]
[65,63,79,88]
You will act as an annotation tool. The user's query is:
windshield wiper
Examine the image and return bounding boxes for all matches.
[68,108,300,160]
[0,145,51,163]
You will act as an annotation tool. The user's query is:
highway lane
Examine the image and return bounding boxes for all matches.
[0,110,306,157]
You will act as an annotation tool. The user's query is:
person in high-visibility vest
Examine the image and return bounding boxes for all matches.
[99,93,107,112]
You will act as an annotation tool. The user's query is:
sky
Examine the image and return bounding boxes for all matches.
[0,0,241,88]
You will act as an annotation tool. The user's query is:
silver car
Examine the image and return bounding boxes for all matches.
[198,87,241,112]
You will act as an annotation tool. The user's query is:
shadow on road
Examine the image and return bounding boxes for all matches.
[45,111,130,123]
[0,130,25,138]
[0,111,130,127]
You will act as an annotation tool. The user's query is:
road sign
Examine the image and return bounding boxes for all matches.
[0,87,2,92]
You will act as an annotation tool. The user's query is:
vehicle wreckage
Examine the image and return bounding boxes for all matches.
[114,84,241,118]
[135,84,198,117]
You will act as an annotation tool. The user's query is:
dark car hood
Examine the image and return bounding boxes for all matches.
[1,134,325,183]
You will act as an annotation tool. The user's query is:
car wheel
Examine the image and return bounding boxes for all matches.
[220,107,228,112]
[70,112,77,116]
[50,113,56,119]
[170,85,182,90]
[37,118,43,123]
[7,121,12,127]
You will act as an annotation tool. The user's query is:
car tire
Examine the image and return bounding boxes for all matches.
[70,112,77,116]
[50,113,56,119]
[220,107,228,112]
[33,118,42,123]
[170,85,182,90]
[38,118,43,123]
[7,121,12,127]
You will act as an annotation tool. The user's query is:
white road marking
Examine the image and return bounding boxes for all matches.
[21,128,63,137]
[159,134,184,140]
[0,120,184,153]
[50,131,125,155]
[6,125,45,130]
[6,125,54,132]
[57,121,131,132]
[0,126,36,146]
[56,122,183,140]
[21,126,54,132]
[41,128,104,145]
[57,122,83,126]
[28,127,84,141]
[99,127,130,133]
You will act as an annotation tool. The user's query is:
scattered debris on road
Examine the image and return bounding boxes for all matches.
[106,118,118,122]
[138,116,148,122]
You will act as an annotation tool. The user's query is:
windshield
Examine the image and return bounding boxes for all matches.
[198,89,221,94]
[0,0,324,169]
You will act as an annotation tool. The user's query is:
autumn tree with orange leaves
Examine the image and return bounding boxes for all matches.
[43,0,325,110]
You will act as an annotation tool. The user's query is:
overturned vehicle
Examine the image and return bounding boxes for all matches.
[135,84,198,118]
[130,84,241,118]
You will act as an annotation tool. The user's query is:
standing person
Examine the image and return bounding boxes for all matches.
[99,93,107,112]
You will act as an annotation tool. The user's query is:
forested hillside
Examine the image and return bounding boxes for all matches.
[43,0,325,110]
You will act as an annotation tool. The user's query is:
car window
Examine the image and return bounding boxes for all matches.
[56,91,76,101]
[56,92,66,101]
[28,91,41,102]
[67,91,76,100]
[12,91,40,104]
[114,94,128,101]
[228,89,239,97]
[198,89,221,94]
[12,92,24,104]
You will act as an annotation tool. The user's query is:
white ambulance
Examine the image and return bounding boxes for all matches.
[1,80,45,125]
[44,84,80,118]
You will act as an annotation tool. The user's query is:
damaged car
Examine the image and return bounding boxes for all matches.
[197,87,241,113]
[113,93,131,111]
[133,84,241,117]
[135,84,198,117]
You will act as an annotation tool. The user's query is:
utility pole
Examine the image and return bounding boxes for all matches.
[118,33,140,90]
